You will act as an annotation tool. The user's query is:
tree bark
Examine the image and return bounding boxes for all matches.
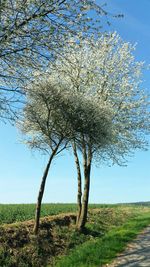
[33,142,62,235]
[76,139,92,232]
[72,141,82,225]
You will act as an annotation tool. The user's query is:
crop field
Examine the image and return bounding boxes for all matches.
[0,203,112,225]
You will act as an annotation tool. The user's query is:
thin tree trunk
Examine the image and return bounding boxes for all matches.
[72,141,82,225]
[33,142,62,235]
[77,142,92,232]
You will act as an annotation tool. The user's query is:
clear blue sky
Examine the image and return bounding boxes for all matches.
[0,0,150,204]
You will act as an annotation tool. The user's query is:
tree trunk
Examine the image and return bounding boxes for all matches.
[33,141,62,235]
[33,155,53,235]
[72,141,82,225]
[76,141,92,232]
[76,164,91,231]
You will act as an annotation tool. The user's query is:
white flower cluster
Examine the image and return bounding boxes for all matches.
[21,32,150,165]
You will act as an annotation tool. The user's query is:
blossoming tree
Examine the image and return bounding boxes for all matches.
[41,32,150,230]
[19,32,150,232]
[0,0,111,120]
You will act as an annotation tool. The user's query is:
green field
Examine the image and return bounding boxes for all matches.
[0,203,112,224]
[0,203,76,224]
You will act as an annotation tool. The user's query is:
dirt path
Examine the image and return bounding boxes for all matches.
[105,226,150,267]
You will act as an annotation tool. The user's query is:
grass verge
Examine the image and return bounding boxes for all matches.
[54,211,150,267]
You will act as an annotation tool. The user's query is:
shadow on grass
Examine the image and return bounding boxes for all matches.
[82,227,104,238]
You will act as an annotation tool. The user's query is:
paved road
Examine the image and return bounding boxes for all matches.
[106,226,150,267]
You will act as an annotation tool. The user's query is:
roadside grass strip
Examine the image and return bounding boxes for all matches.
[54,213,150,267]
